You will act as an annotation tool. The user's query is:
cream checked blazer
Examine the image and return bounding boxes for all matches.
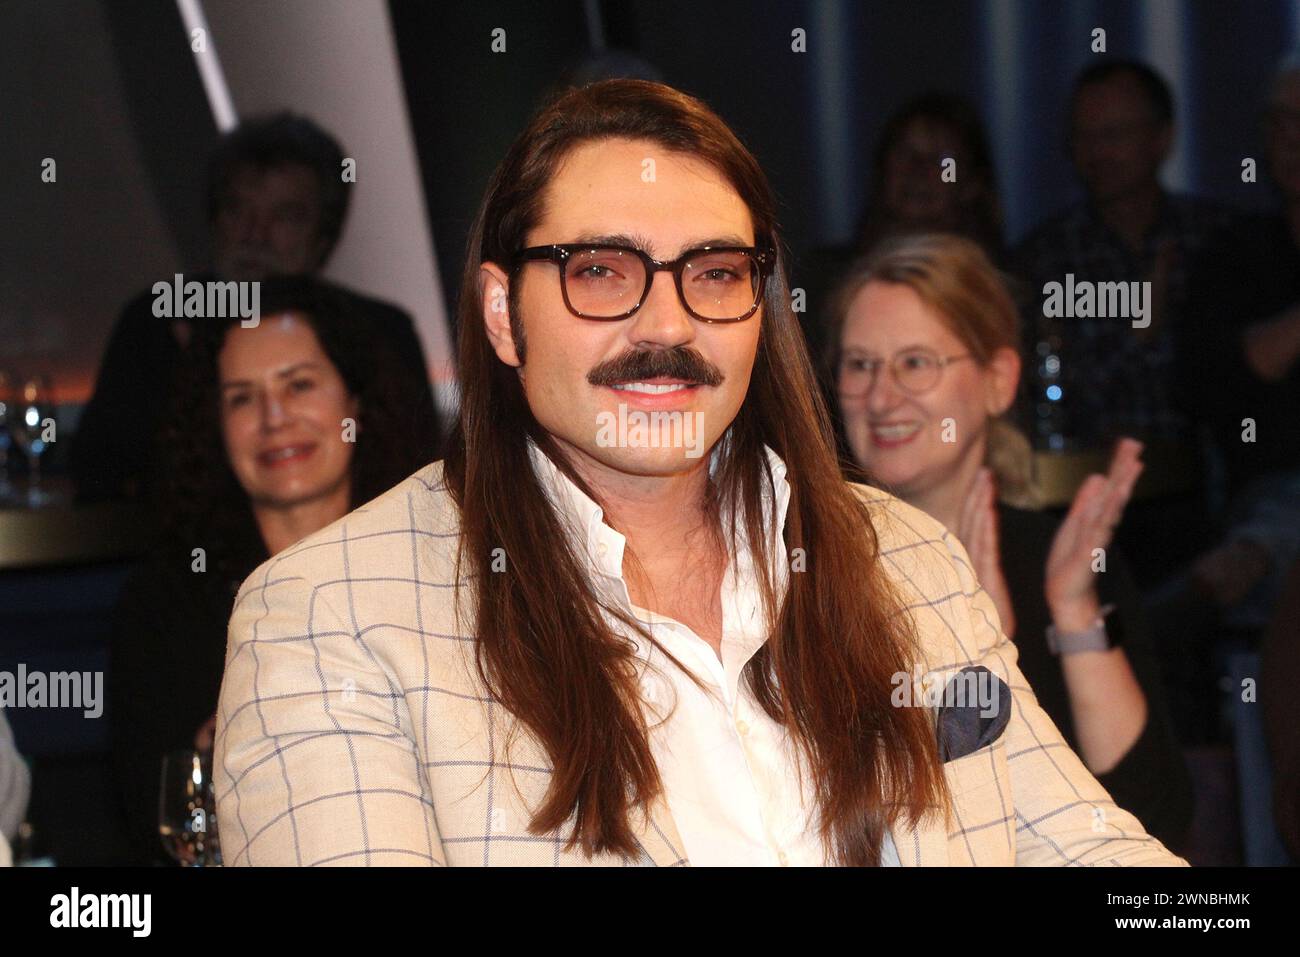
[214,461,1188,867]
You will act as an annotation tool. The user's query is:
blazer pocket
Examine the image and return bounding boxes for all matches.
[934,667,1013,763]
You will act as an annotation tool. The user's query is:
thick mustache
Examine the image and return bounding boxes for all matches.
[587,348,724,387]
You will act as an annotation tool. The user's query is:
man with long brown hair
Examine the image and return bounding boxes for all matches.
[214,80,1185,866]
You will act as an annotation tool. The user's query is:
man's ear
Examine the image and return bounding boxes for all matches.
[480,262,521,368]
[985,345,1021,416]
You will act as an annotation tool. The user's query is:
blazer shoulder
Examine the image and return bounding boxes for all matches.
[847,481,958,559]
[846,481,998,662]
[232,461,459,609]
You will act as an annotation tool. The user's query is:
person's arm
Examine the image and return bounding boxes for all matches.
[0,708,30,845]
[939,528,1188,866]
[1085,546,1195,851]
[215,566,444,866]
[1044,439,1148,775]
[1055,640,1147,773]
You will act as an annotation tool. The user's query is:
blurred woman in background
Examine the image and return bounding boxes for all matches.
[800,93,1006,370]
[854,94,1005,262]
[109,276,438,865]
[828,233,1193,851]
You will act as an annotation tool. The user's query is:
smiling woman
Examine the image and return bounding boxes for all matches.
[108,275,437,866]
[216,312,360,554]
[828,234,1194,850]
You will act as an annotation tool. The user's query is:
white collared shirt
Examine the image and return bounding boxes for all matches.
[528,440,900,867]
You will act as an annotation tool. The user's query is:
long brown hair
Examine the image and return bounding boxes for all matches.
[826,233,1039,508]
[443,79,948,865]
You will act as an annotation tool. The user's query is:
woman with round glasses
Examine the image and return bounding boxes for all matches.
[828,233,1193,852]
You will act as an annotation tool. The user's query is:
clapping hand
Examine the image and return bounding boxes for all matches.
[1045,438,1145,631]
[957,466,1018,639]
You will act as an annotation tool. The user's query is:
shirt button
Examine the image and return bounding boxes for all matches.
[596,541,609,559]
[778,850,789,866]
[736,719,750,736]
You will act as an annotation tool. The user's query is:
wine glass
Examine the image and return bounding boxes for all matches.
[11,374,55,507]
[159,749,222,866]
[0,370,13,503]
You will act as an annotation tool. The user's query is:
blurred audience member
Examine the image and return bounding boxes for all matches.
[1261,556,1300,861]
[828,234,1193,850]
[72,112,439,503]
[110,277,436,865]
[800,94,1004,367]
[1153,55,1300,746]
[1181,56,1300,505]
[856,93,1004,261]
[1144,470,1300,745]
[0,708,31,865]
[1012,59,1235,583]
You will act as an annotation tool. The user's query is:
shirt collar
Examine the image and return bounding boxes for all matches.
[525,436,792,587]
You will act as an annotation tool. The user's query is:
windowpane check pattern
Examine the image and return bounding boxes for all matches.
[214,457,1187,866]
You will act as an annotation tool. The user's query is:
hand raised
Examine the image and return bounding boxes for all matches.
[1045,437,1145,625]
[957,467,1018,639]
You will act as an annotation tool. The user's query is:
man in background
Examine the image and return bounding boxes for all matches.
[71,112,439,502]
[1012,60,1235,585]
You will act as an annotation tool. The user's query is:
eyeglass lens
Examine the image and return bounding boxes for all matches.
[562,247,760,320]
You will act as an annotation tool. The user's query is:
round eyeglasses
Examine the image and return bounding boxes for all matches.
[512,243,773,322]
[838,347,973,397]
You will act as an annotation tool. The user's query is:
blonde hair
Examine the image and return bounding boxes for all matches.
[827,232,1040,509]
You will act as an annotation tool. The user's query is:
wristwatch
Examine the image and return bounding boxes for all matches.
[1046,603,1121,656]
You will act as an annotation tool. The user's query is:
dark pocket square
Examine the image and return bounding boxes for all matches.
[935,666,1012,763]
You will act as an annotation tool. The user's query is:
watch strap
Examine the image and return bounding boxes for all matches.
[1046,603,1117,656]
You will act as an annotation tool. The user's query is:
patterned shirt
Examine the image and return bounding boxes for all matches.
[1012,193,1235,446]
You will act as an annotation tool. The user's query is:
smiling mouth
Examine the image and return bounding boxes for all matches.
[869,422,922,446]
[257,443,318,467]
[609,381,698,394]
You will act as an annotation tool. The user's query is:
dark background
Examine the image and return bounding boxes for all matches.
[7,0,1299,401]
